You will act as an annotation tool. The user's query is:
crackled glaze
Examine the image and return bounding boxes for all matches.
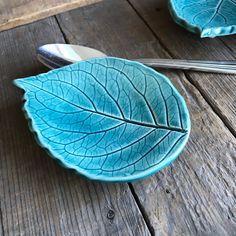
[14,57,190,182]
[169,0,236,37]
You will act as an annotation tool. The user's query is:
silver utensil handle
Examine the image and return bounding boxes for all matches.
[38,51,236,74]
[135,58,236,74]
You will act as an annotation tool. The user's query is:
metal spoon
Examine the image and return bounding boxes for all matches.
[37,44,236,74]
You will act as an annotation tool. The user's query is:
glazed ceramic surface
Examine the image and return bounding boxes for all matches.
[169,0,236,38]
[14,57,190,182]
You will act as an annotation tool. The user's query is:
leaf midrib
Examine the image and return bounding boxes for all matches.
[21,81,187,133]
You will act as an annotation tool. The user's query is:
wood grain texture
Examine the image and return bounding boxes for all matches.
[0,17,150,236]
[56,0,236,235]
[128,0,236,136]
[0,0,99,32]
[0,210,3,236]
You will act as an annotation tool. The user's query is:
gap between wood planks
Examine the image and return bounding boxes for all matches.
[54,16,70,44]
[126,0,236,138]
[128,183,155,235]
[0,206,4,236]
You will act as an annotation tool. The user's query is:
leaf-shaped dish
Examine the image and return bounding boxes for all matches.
[14,57,190,182]
[169,0,236,38]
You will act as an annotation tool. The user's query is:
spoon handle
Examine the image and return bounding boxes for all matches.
[135,58,236,74]
[38,51,236,74]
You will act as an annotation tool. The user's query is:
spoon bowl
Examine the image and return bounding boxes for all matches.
[37,44,107,69]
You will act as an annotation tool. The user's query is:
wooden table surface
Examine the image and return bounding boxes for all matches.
[0,0,99,32]
[0,0,235,235]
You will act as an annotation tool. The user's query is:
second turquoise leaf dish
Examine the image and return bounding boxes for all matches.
[169,0,236,38]
[14,57,191,182]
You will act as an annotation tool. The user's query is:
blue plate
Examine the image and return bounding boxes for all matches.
[14,57,190,182]
[169,0,236,38]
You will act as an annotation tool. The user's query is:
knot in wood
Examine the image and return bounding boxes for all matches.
[107,209,115,220]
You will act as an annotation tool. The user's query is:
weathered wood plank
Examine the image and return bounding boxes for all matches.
[0,210,3,236]
[0,0,100,32]
[56,0,236,235]
[129,0,236,136]
[0,17,150,235]
[220,36,236,56]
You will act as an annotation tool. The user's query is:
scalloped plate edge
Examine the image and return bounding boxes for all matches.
[168,1,236,38]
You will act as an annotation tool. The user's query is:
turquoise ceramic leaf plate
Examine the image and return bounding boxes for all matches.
[14,57,190,182]
[169,0,236,38]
